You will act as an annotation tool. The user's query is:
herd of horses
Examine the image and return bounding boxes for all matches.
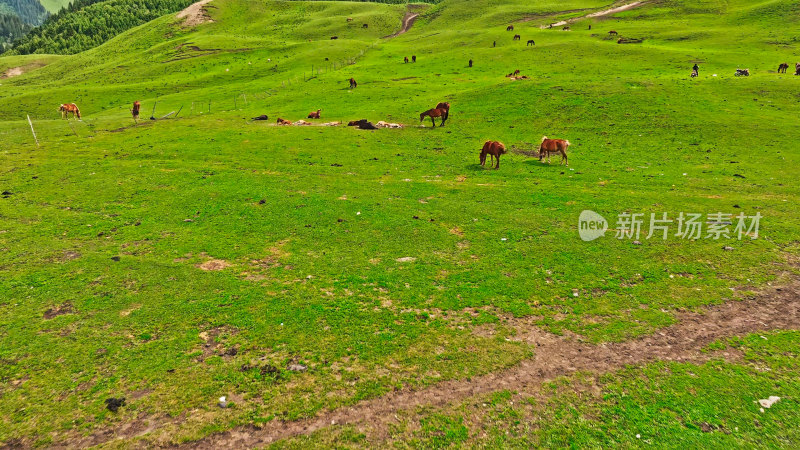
[52,20,800,171]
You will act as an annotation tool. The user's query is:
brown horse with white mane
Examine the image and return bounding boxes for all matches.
[480,141,506,169]
[539,136,570,166]
[420,108,447,127]
[59,103,81,119]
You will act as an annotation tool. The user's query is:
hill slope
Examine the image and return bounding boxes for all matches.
[0,0,799,447]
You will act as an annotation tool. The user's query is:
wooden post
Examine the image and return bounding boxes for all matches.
[27,115,39,147]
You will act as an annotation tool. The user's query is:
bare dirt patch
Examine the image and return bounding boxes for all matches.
[540,1,647,29]
[43,302,75,319]
[1,67,24,79]
[180,281,800,448]
[176,0,215,27]
[384,12,420,39]
[196,259,231,271]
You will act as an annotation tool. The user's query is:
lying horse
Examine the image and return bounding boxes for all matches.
[562,26,570,31]
[778,63,789,74]
[539,136,570,166]
[308,109,321,119]
[132,101,141,121]
[59,103,81,119]
[349,78,357,89]
[608,30,618,36]
[420,108,447,127]
[435,102,450,120]
[527,40,535,46]
[735,68,750,77]
[277,118,292,125]
[480,141,507,169]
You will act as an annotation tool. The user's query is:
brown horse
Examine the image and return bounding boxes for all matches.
[513,34,521,41]
[506,25,514,31]
[608,30,618,36]
[346,17,353,22]
[778,63,789,74]
[469,59,473,67]
[59,103,81,119]
[480,141,507,169]
[362,23,368,29]
[420,108,447,127]
[404,56,409,63]
[539,136,570,166]
[308,109,321,119]
[435,102,450,120]
[527,40,535,46]
[412,55,416,62]
[796,63,800,76]
[562,26,570,31]
[277,118,292,125]
[349,78,357,89]
[132,101,140,121]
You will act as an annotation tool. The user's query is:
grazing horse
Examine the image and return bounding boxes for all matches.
[331,36,338,40]
[59,103,81,119]
[362,23,368,29]
[131,101,141,121]
[507,25,514,31]
[349,78,357,89]
[778,63,789,74]
[420,108,447,127]
[539,136,570,166]
[735,68,750,77]
[412,55,417,62]
[435,102,450,120]
[404,56,409,63]
[513,34,521,41]
[796,63,800,76]
[469,59,473,67]
[608,30,618,36]
[480,141,507,169]
[308,109,321,119]
[527,40,535,46]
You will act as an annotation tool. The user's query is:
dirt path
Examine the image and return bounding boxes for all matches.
[384,12,420,39]
[540,1,645,29]
[181,281,800,448]
[176,0,215,27]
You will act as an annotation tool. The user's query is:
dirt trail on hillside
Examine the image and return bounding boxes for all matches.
[176,0,215,27]
[384,12,420,39]
[1,67,24,79]
[180,281,800,448]
[540,1,645,29]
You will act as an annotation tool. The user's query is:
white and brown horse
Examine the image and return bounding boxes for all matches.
[59,103,81,119]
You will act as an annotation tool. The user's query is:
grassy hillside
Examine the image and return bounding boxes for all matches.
[0,0,799,446]
[37,0,72,13]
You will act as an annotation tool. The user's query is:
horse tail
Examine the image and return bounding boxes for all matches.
[74,104,81,119]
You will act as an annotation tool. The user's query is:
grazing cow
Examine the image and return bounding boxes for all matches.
[563,26,570,31]
[349,78,357,89]
[513,34,521,41]
[59,103,81,119]
[277,118,292,125]
[331,36,338,40]
[735,68,750,77]
[404,56,409,63]
[469,59,473,68]
[609,30,618,36]
[412,55,417,63]
[435,102,450,120]
[796,63,800,75]
[479,141,507,169]
[132,101,141,121]
[507,25,514,31]
[539,136,570,166]
[778,63,789,74]
[308,109,321,119]
[527,40,535,46]
[420,108,447,127]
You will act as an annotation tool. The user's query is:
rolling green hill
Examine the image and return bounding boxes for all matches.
[1,0,799,447]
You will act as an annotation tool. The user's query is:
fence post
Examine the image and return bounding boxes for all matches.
[27,115,39,147]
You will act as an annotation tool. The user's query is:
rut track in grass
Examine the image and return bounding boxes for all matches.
[174,281,800,448]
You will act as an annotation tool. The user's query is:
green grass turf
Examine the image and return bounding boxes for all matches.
[0,0,799,445]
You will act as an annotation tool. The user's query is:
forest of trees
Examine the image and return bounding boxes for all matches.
[6,0,192,55]
[0,13,31,50]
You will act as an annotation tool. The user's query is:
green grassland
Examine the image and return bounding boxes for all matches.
[1,0,799,446]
